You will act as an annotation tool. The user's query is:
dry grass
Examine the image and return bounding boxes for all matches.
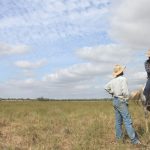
[0,100,149,150]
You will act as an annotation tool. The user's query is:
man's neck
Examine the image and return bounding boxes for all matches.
[116,75,123,78]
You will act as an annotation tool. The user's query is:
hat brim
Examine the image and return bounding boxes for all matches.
[113,66,126,77]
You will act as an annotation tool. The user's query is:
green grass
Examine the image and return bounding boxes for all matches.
[0,100,149,149]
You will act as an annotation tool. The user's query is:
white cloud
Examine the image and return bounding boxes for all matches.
[43,62,111,83]
[0,0,110,41]
[15,59,48,69]
[46,43,147,96]
[110,0,150,49]
[76,44,134,63]
[0,0,109,27]
[0,78,104,99]
[131,71,147,80]
[22,70,36,78]
[0,42,146,99]
[126,68,147,88]
[0,42,29,56]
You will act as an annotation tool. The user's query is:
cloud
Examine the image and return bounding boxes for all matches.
[0,42,146,99]
[0,0,109,28]
[0,78,104,99]
[0,0,110,41]
[22,70,36,78]
[76,44,134,63]
[43,62,111,84]
[15,59,48,69]
[40,43,146,98]
[131,72,146,80]
[0,42,29,56]
[110,0,150,49]
[126,68,147,89]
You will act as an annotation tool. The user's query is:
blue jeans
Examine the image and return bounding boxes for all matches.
[113,97,139,144]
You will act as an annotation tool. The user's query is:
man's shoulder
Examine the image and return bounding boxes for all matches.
[118,76,127,81]
[112,76,126,82]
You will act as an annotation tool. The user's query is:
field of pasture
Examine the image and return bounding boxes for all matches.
[0,100,149,150]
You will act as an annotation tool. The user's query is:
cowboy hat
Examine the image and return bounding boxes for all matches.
[146,49,150,57]
[113,64,126,77]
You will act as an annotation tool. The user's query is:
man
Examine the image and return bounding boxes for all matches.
[105,64,141,144]
[144,49,150,109]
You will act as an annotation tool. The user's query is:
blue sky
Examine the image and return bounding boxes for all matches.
[0,0,149,98]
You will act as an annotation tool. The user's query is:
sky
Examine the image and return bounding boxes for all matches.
[0,0,149,99]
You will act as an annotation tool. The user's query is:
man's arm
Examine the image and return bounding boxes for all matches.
[104,81,114,96]
[121,78,129,99]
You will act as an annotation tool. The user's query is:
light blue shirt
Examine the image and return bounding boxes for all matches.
[105,76,129,100]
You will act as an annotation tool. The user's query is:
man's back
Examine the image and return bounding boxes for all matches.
[105,76,129,99]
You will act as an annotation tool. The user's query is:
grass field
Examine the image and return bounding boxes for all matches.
[0,100,149,150]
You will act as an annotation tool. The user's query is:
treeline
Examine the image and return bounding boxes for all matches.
[0,97,112,101]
